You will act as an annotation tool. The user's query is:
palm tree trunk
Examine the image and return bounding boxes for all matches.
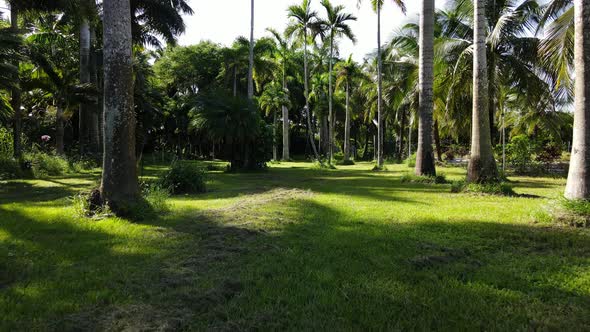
[488,53,497,145]
[415,0,436,176]
[467,0,498,183]
[328,37,334,164]
[344,81,351,161]
[79,18,91,156]
[56,105,64,155]
[10,6,21,160]
[304,30,320,160]
[88,24,100,156]
[233,66,238,97]
[247,0,254,100]
[100,0,139,211]
[397,108,406,160]
[433,119,443,161]
[565,0,590,199]
[282,65,290,160]
[376,3,384,167]
[273,110,278,161]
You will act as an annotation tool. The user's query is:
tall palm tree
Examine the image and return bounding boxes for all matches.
[415,0,436,176]
[468,0,498,182]
[358,0,406,167]
[319,0,356,164]
[268,28,294,160]
[564,0,590,199]
[248,0,255,100]
[260,81,292,161]
[100,0,139,211]
[335,55,362,162]
[286,0,321,160]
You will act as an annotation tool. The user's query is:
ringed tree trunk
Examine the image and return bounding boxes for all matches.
[79,18,91,156]
[303,29,320,160]
[376,3,384,167]
[247,0,254,100]
[433,120,443,161]
[10,6,22,160]
[467,0,498,183]
[328,36,334,164]
[88,24,100,156]
[565,0,590,199]
[100,0,139,211]
[56,105,65,155]
[415,0,436,176]
[273,109,278,161]
[282,65,290,160]
[344,81,351,161]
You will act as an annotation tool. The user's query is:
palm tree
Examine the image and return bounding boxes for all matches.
[415,0,436,176]
[248,0,255,100]
[100,0,139,211]
[260,81,292,161]
[358,0,406,167]
[564,0,590,199]
[335,55,361,162]
[268,28,294,160]
[286,0,321,160]
[319,0,357,164]
[468,0,498,182]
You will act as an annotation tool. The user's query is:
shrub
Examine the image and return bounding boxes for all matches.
[0,127,13,158]
[506,135,539,174]
[25,151,70,178]
[70,157,99,172]
[160,161,206,194]
[338,159,355,166]
[0,157,21,180]
[405,153,416,168]
[451,180,515,196]
[400,172,448,184]
[312,161,337,170]
[141,182,170,213]
[536,198,590,227]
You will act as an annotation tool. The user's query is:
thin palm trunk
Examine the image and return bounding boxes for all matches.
[79,18,91,156]
[247,0,254,100]
[100,0,139,210]
[397,108,406,160]
[88,24,100,155]
[467,0,498,183]
[282,65,290,160]
[304,30,320,160]
[376,4,384,167]
[273,110,278,161]
[415,0,436,176]
[328,37,334,164]
[56,105,64,155]
[344,81,351,161]
[565,0,590,199]
[10,6,21,160]
[233,66,238,97]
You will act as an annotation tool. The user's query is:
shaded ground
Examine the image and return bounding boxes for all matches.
[1,161,589,330]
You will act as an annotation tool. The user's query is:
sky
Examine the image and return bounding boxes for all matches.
[0,0,443,61]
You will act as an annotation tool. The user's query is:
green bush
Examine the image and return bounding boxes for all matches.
[451,180,515,196]
[337,159,355,166]
[141,182,171,214]
[400,172,448,184]
[0,157,22,180]
[405,153,416,168]
[25,152,70,178]
[506,135,539,174]
[160,161,206,194]
[536,198,590,227]
[0,127,13,158]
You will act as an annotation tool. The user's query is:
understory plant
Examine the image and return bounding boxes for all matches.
[159,161,207,194]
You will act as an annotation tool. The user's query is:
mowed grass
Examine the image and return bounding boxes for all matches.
[1,161,589,330]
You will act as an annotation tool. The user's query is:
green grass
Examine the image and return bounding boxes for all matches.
[1,161,589,330]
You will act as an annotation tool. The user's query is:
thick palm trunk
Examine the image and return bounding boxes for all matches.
[467,0,498,183]
[488,54,497,145]
[304,31,320,160]
[344,82,351,161]
[415,0,436,176]
[376,4,384,167]
[100,0,139,211]
[328,38,334,163]
[247,0,254,100]
[282,67,290,160]
[79,19,91,155]
[10,7,21,160]
[565,0,590,199]
[56,106,65,155]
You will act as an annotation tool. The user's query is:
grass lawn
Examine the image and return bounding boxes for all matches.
[1,161,589,330]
